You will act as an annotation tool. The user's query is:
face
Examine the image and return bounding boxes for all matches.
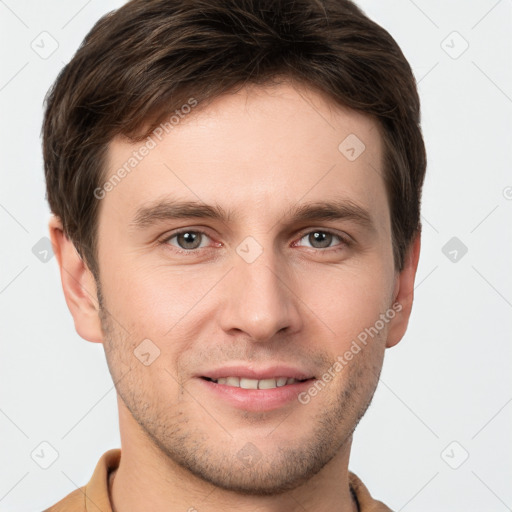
[92,82,404,494]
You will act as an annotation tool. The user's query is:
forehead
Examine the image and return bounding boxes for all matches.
[102,82,387,229]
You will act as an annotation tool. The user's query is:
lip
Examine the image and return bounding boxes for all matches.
[198,378,315,412]
[196,365,316,412]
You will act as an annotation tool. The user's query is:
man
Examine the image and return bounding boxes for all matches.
[43,0,425,510]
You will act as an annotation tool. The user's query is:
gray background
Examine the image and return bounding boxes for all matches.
[1,0,511,510]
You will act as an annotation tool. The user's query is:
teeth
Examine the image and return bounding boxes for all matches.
[211,377,303,389]
[240,378,259,389]
[225,376,240,387]
[258,378,277,389]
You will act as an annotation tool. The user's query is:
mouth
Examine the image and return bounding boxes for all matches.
[201,376,311,389]
[197,367,316,411]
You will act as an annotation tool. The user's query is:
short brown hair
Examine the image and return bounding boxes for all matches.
[43,0,426,278]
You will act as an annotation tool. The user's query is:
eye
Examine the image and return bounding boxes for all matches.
[295,230,348,250]
[163,230,213,252]
[159,228,350,256]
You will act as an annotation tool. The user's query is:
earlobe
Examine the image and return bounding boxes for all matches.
[386,231,421,348]
[48,215,104,343]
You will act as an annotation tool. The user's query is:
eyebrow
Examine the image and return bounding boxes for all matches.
[130,197,376,232]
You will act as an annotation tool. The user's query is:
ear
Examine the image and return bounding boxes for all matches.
[386,230,421,348]
[49,215,104,343]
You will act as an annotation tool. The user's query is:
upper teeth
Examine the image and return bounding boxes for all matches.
[213,377,301,389]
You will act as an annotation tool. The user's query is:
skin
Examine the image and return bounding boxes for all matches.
[50,80,420,512]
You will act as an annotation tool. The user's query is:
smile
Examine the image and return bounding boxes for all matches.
[202,377,307,389]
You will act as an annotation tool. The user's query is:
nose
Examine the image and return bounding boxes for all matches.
[218,245,303,343]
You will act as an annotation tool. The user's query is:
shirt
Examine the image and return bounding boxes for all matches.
[43,449,393,511]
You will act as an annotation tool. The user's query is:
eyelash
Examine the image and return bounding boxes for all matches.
[159,228,351,256]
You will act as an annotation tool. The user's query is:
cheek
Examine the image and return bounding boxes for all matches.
[102,259,212,330]
[100,261,227,378]
[296,260,395,347]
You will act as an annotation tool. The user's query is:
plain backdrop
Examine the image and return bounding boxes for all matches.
[1,1,511,511]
